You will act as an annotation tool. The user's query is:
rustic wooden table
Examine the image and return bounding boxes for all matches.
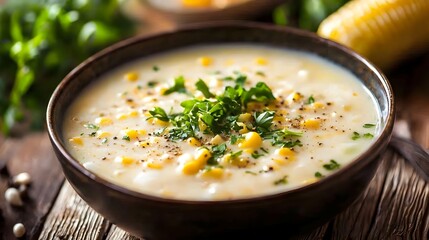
[1,3,429,239]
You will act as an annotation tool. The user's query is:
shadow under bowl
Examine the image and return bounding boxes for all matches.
[46,21,395,240]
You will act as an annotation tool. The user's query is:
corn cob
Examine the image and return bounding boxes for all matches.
[317,0,429,71]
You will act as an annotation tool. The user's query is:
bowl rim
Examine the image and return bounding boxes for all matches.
[46,20,395,205]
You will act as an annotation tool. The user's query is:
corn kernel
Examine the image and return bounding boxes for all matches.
[194,148,212,163]
[273,116,285,123]
[182,160,204,175]
[201,168,224,179]
[156,86,167,95]
[343,105,352,111]
[115,156,135,165]
[187,137,202,147]
[239,132,262,149]
[69,137,83,146]
[313,102,325,109]
[121,129,146,139]
[148,118,169,127]
[301,118,322,130]
[137,141,151,147]
[96,131,111,139]
[287,92,303,103]
[199,120,207,131]
[210,135,224,145]
[124,72,139,82]
[237,122,249,134]
[129,111,139,117]
[95,117,112,126]
[182,0,211,7]
[238,113,252,122]
[146,161,163,170]
[116,113,128,120]
[255,57,268,65]
[198,56,213,66]
[275,147,296,160]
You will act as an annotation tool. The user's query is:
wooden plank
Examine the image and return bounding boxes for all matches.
[366,153,429,239]
[329,150,394,239]
[0,133,64,239]
[38,181,109,240]
[106,225,141,240]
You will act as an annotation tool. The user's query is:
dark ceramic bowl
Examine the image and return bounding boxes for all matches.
[46,21,394,240]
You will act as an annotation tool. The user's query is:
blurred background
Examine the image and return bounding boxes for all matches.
[0,0,428,137]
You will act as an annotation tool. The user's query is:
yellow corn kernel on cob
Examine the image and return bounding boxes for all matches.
[317,0,429,71]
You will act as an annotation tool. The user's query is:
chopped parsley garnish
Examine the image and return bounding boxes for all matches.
[363,123,376,128]
[363,133,374,139]
[245,170,258,175]
[163,76,187,95]
[89,132,96,137]
[195,79,215,98]
[152,65,159,71]
[207,143,227,165]
[83,123,99,131]
[307,95,315,104]
[148,81,158,88]
[274,175,288,185]
[315,172,324,178]
[230,135,244,144]
[230,150,243,159]
[251,151,264,159]
[122,135,130,141]
[148,107,169,122]
[352,131,360,140]
[352,131,374,140]
[323,160,340,170]
[255,71,266,77]
[101,138,108,144]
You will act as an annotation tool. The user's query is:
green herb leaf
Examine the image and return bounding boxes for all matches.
[315,172,324,178]
[148,107,169,122]
[307,95,315,104]
[363,133,374,139]
[245,170,258,175]
[251,151,264,159]
[323,160,341,170]
[148,81,158,88]
[163,76,187,95]
[195,79,214,98]
[274,175,288,185]
[352,131,360,140]
[152,65,159,71]
[122,135,130,141]
[84,123,100,131]
[363,123,376,128]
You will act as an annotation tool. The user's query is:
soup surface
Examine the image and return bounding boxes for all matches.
[63,44,380,200]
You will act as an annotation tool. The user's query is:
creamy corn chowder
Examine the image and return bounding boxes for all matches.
[63,44,380,200]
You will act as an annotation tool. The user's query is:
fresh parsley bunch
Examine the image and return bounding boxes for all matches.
[0,0,136,135]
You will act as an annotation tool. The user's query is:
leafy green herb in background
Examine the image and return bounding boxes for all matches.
[273,0,349,31]
[0,0,136,135]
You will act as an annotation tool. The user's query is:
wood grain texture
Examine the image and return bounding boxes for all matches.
[106,225,141,240]
[38,181,109,240]
[0,133,64,240]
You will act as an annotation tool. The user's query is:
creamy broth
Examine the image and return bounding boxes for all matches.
[63,44,380,200]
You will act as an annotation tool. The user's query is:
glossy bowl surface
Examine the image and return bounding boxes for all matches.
[47,21,394,240]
